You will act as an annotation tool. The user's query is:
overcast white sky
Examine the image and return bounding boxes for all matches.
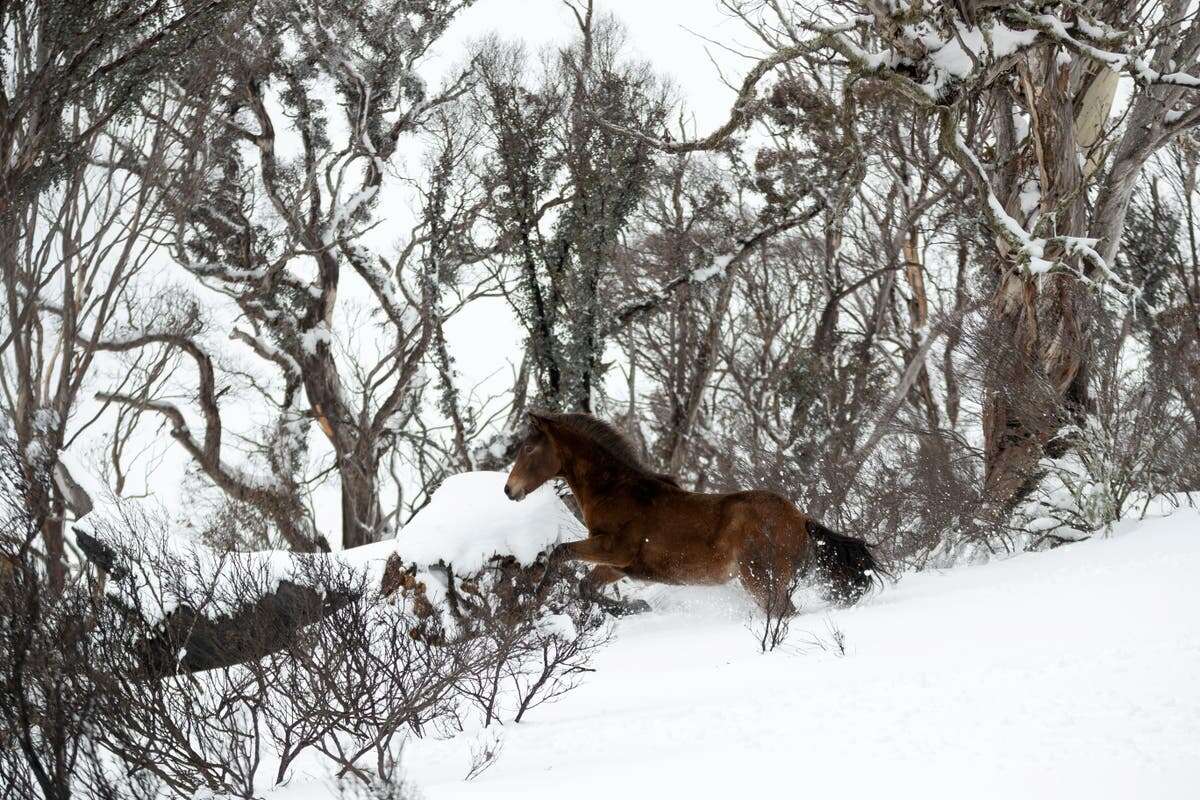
[429,0,750,131]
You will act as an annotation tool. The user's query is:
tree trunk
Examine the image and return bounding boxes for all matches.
[340,454,383,549]
[980,56,1097,509]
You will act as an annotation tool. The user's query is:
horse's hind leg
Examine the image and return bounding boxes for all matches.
[737,551,799,616]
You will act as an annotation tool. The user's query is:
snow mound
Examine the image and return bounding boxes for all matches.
[392,471,585,573]
[74,469,585,626]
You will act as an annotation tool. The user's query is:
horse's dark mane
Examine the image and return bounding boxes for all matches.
[543,412,673,484]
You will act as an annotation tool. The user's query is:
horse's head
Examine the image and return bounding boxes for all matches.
[504,411,561,501]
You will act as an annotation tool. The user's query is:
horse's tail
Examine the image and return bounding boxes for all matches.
[806,520,885,606]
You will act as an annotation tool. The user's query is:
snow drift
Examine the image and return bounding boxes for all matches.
[72,471,586,671]
[390,509,1198,800]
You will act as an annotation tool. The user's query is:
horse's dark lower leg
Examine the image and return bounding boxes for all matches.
[582,565,652,617]
[737,557,798,616]
[585,564,626,588]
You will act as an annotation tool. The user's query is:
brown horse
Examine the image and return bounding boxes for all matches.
[504,410,881,611]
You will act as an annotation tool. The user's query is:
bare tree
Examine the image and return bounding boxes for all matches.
[0,0,234,587]
[605,0,1200,515]
[90,0,479,549]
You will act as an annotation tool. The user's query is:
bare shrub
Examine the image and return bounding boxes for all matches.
[741,525,806,653]
[795,618,849,657]
[336,767,422,800]
[45,489,613,794]
[0,455,615,800]
[77,526,473,794]
[265,580,476,782]
[511,589,609,722]
[464,730,504,781]
[446,555,611,727]
[0,437,174,800]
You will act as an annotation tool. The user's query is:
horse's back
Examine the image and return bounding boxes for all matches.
[611,484,811,584]
[708,488,806,526]
[650,487,810,543]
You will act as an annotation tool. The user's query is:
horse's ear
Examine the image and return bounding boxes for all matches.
[528,408,552,431]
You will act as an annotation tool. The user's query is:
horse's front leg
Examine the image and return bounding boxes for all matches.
[557,542,652,617]
[553,532,637,570]
[585,564,627,587]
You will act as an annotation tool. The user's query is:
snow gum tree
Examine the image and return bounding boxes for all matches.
[630,0,1200,512]
[92,0,477,550]
[467,3,670,413]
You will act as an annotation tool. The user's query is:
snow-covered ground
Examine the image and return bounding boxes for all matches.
[391,509,1200,799]
[75,464,1198,797]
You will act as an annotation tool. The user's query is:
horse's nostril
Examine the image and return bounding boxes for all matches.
[504,484,513,499]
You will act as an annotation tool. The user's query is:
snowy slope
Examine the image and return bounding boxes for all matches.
[394,510,1200,799]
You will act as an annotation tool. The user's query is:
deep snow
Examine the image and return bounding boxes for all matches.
[383,471,585,573]
[392,509,1200,799]
[76,472,583,626]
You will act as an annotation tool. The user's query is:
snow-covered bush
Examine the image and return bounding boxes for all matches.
[447,554,611,726]
[1018,418,1136,544]
[0,465,616,798]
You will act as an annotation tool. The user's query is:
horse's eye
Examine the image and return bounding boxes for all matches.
[524,444,535,454]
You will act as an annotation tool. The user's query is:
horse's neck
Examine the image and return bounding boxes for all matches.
[558,452,603,513]
[555,441,628,527]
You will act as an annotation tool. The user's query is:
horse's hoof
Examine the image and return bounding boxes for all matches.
[611,598,651,617]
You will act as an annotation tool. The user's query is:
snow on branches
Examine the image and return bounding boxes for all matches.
[619,2,1200,295]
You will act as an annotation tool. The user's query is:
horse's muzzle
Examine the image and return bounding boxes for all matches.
[504,483,526,502]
